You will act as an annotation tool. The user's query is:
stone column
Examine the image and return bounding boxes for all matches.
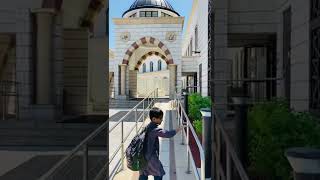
[119,64,127,96]
[168,64,177,99]
[129,70,138,98]
[33,8,55,105]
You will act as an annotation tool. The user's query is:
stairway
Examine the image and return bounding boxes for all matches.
[109,99,144,109]
[0,122,107,147]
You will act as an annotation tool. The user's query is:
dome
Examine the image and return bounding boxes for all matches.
[122,0,180,17]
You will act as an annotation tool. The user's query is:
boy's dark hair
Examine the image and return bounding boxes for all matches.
[149,107,163,120]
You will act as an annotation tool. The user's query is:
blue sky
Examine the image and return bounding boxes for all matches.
[109,0,193,49]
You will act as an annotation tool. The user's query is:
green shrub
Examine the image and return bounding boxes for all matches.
[188,93,211,121]
[248,100,320,180]
[193,119,202,135]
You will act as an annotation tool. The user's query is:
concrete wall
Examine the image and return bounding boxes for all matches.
[0,8,36,120]
[88,37,108,112]
[63,29,88,115]
[181,56,198,72]
[275,0,310,111]
[213,0,311,112]
[228,0,278,33]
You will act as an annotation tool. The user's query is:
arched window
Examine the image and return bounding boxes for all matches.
[158,60,162,71]
[143,63,146,73]
[150,62,154,72]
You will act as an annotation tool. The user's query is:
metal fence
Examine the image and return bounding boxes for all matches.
[212,109,250,180]
[174,94,206,180]
[39,89,158,180]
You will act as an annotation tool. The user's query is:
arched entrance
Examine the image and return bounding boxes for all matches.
[119,37,177,99]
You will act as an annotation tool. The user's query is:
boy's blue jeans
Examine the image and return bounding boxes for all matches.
[139,175,163,180]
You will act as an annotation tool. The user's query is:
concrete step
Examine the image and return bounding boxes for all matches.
[109,100,143,109]
[0,122,107,147]
[0,155,108,180]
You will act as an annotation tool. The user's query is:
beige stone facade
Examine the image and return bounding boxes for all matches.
[0,0,108,121]
[111,6,184,100]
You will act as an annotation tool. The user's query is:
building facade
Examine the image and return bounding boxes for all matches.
[182,0,209,96]
[0,0,108,121]
[210,0,314,114]
[110,0,184,99]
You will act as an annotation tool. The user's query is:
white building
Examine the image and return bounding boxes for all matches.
[110,0,184,99]
[181,0,209,96]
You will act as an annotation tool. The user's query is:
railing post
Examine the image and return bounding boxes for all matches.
[121,120,124,170]
[135,108,138,134]
[143,100,145,121]
[156,88,158,100]
[216,128,221,179]
[180,114,185,145]
[83,144,88,180]
[186,116,191,174]
[226,148,232,180]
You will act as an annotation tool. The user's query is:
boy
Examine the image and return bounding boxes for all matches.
[139,107,184,180]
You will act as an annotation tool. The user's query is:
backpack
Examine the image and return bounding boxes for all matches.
[125,124,154,171]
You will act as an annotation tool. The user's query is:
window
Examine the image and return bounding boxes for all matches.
[143,63,146,73]
[146,11,152,17]
[140,11,146,17]
[158,60,162,71]
[140,11,158,17]
[161,12,172,17]
[152,11,158,17]
[129,13,137,18]
[150,62,154,72]
[189,38,193,56]
[195,26,199,51]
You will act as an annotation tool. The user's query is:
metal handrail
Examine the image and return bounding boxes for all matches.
[39,89,159,180]
[211,108,250,180]
[174,94,205,180]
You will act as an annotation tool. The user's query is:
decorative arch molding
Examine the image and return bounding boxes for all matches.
[42,0,106,29]
[134,51,168,70]
[122,36,174,65]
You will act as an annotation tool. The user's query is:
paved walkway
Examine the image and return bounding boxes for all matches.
[113,101,196,180]
[0,102,197,180]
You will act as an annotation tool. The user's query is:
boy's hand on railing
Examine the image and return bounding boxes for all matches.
[176,125,187,133]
